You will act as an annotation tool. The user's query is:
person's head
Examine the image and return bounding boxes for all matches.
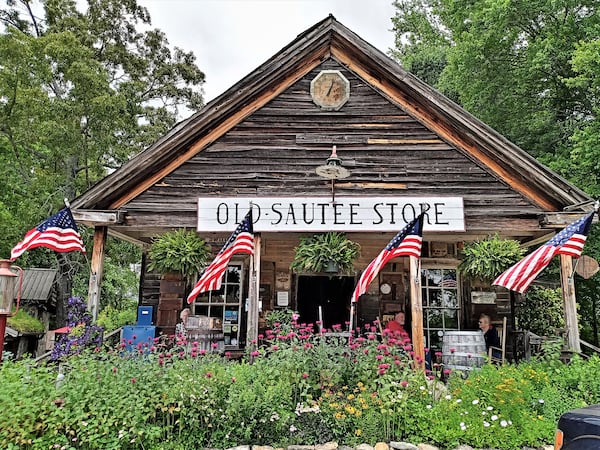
[478,314,491,331]
[394,311,405,325]
[180,307,191,323]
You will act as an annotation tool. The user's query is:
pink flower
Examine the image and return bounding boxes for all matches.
[205,372,212,378]
[376,355,384,360]
[443,369,451,376]
[258,334,264,340]
[225,351,231,357]
[112,367,117,373]
[131,377,136,383]
[450,348,456,354]
[251,339,257,344]
[400,380,408,388]
[394,360,401,366]
[251,351,260,357]
[231,377,236,383]
[302,372,309,379]
[272,345,279,351]
[211,343,218,349]
[378,369,386,375]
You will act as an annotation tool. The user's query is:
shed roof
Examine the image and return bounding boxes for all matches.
[19,268,57,301]
[71,15,592,216]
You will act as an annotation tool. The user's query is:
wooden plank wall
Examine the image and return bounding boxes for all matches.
[124,58,542,235]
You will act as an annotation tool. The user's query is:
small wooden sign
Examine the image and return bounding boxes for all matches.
[575,255,600,279]
[471,291,497,304]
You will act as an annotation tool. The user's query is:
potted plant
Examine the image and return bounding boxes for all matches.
[458,234,525,286]
[290,232,360,274]
[148,229,211,285]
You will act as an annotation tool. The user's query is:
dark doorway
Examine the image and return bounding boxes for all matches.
[296,275,355,329]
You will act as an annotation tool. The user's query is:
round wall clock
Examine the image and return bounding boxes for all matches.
[310,70,350,110]
[380,283,392,295]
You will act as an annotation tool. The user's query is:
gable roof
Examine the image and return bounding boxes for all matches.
[71,15,592,214]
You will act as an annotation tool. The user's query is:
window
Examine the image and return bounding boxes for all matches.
[421,268,460,350]
[193,264,243,347]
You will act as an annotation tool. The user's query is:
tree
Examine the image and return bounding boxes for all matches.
[0,0,205,324]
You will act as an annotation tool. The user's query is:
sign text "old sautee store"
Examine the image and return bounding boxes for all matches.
[196,197,465,232]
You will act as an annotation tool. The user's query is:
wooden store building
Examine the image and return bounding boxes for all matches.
[71,16,594,359]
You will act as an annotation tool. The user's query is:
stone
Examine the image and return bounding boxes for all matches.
[452,446,474,450]
[374,442,389,450]
[338,446,354,450]
[356,444,375,450]
[315,443,338,450]
[288,446,315,450]
[389,443,418,450]
[253,447,275,450]
[227,447,250,450]
[417,444,439,450]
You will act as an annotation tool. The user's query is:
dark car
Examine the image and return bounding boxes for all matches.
[555,404,600,449]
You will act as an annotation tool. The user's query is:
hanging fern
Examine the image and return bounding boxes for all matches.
[148,229,210,281]
[290,232,360,274]
[458,234,525,283]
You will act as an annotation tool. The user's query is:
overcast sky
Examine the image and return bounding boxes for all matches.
[139,0,397,103]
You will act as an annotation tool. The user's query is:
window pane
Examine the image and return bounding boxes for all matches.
[226,285,240,303]
[440,271,457,289]
[442,290,458,308]
[226,266,241,284]
[443,309,458,328]
[428,289,442,307]
[427,309,443,328]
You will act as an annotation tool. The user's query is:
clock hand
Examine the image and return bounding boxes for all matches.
[326,80,334,96]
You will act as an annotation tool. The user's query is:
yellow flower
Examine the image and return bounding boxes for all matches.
[347,394,355,400]
[355,429,362,436]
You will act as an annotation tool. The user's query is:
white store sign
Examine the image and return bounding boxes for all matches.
[197,197,465,232]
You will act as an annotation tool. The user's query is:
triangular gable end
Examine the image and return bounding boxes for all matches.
[72,15,591,216]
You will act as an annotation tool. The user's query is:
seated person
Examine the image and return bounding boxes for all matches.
[479,313,501,358]
[175,307,191,340]
[385,311,411,343]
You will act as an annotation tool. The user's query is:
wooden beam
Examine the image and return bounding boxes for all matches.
[247,234,261,354]
[72,210,123,226]
[541,212,597,227]
[560,254,581,352]
[88,226,107,321]
[335,182,407,189]
[368,138,444,145]
[409,255,425,369]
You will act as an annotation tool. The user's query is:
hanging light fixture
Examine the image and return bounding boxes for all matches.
[315,145,350,202]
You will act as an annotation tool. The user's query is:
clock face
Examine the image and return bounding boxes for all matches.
[310,70,350,110]
[380,283,392,295]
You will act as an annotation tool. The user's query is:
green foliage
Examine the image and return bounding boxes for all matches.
[6,309,44,333]
[458,235,525,283]
[147,229,210,281]
[290,232,360,274]
[516,286,565,336]
[96,298,137,332]
[4,325,600,448]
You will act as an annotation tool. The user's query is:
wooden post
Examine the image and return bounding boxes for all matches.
[409,255,425,369]
[246,233,261,351]
[87,226,107,322]
[560,254,581,352]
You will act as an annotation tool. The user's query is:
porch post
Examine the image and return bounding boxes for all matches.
[409,255,425,369]
[560,254,581,352]
[87,226,107,322]
[247,233,261,349]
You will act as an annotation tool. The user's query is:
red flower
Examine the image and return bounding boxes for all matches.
[205,372,212,378]
[131,377,136,383]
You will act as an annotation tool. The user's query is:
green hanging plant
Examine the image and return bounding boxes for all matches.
[290,232,360,274]
[458,234,525,283]
[148,229,211,282]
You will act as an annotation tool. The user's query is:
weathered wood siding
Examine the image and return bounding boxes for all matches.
[123,59,540,235]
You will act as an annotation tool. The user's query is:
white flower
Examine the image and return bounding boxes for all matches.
[426,404,432,409]
[491,415,498,421]
[81,421,88,427]
[500,420,508,427]
[289,425,297,432]
[445,394,452,400]
[483,421,490,427]
[420,385,426,390]
[487,406,494,411]
[508,420,513,425]
[456,398,462,403]
[460,425,467,431]
[482,411,487,415]
[460,422,465,427]
[472,399,479,405]
[539,399,545,404]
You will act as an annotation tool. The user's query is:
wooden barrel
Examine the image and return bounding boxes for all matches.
[442,331,486,371]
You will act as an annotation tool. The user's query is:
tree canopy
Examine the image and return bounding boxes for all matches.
[0,0,205,319]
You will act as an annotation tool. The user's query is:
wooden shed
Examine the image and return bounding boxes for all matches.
[71,16,593,358]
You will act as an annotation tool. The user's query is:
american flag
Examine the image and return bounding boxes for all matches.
[351,212,425,303]
[187,210,254,303]
[10,208,86,261]
[493,211,595,293]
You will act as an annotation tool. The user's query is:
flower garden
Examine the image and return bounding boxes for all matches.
[2,309,600,450]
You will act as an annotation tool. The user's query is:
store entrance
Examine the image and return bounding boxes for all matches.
[296,275,355,329]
